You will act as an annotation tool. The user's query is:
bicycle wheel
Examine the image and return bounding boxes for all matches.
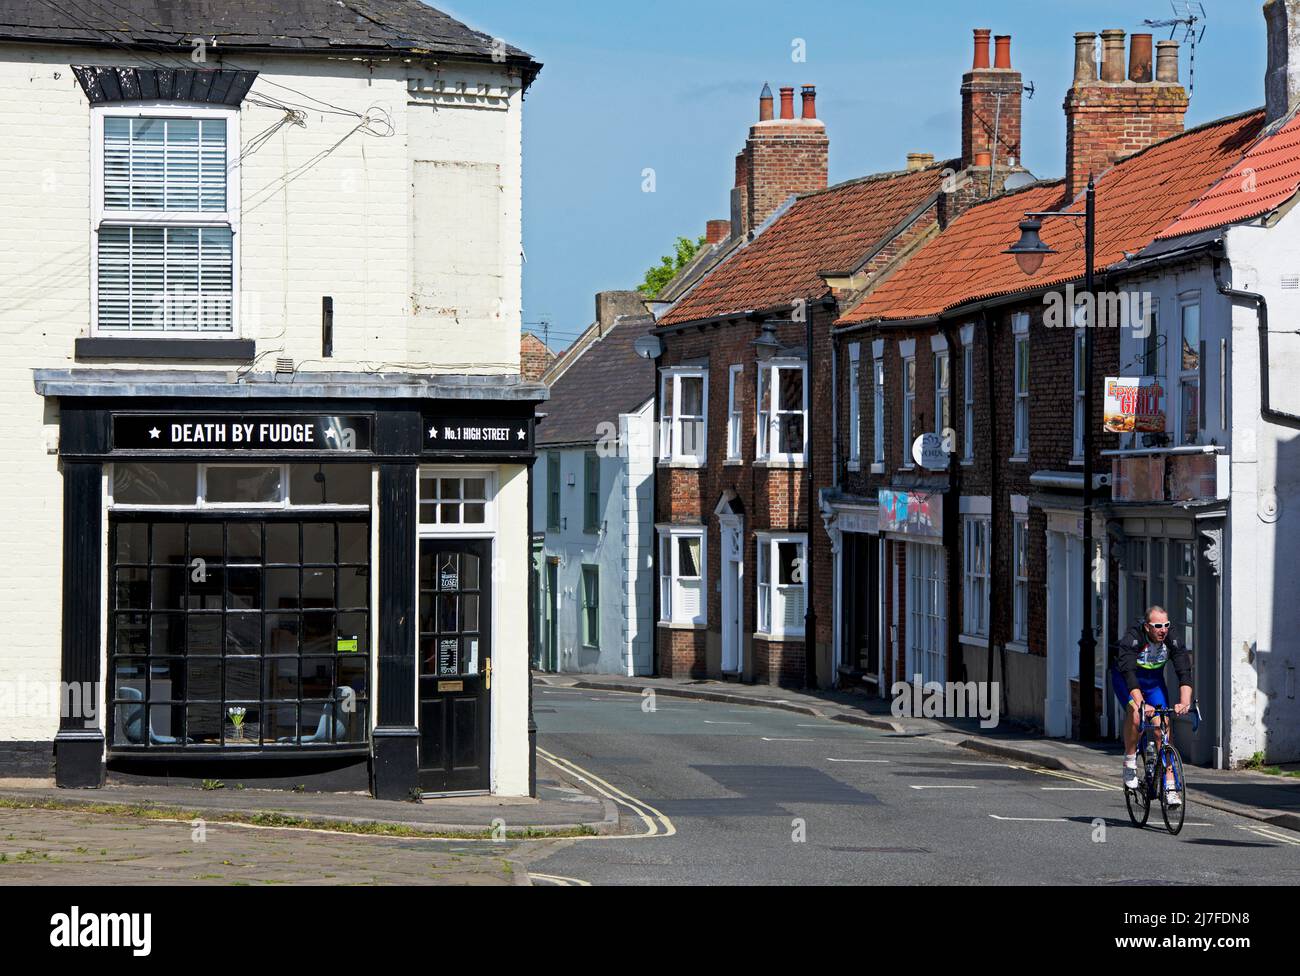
[1159,746,1186,835]
[1125,751,1151,827]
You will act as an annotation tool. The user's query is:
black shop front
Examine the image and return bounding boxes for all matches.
[36,370,544,799]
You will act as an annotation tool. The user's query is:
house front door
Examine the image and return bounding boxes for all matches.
[721,518,743,672]
[417,538,491,793]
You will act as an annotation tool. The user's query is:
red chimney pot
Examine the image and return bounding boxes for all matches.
[800,84,816,119]
[779,86,795,120]
[973,28,992,69]
[994,35,1012,69]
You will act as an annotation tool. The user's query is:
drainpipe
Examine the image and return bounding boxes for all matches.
[805,296,818,689]
[1213,256,1300,429]
[651,348,662,676]
[527,459,537,797]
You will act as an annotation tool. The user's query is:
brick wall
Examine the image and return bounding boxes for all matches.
[1065,82,1188,198]
[520,333,554,381]
[744,121,829,233]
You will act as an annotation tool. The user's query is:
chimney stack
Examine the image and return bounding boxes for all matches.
[1064,28,1189,198]
[961,28,1023,172]
[907,151,935,171]
[705,219,731,245]
[729,82,829,238]
[1265,0,1300,125]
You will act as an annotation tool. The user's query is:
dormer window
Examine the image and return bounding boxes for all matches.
[92,105,239,335]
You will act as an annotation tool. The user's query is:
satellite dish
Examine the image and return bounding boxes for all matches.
[1002,171,1037,192]
[633,334,663,360]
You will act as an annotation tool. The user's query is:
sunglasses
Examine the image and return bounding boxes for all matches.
[1147,622,1171,629]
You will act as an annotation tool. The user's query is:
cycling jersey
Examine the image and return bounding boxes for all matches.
[1113,621,1193,693]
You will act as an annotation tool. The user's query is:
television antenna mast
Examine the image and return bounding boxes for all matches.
[1143,1,1208,101]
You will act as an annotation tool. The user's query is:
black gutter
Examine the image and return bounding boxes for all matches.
[1213,254,1300,429]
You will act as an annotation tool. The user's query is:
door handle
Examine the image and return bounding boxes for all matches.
[484,657,492,690]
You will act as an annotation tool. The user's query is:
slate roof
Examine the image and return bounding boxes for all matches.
[657,162,953,327]
[0,0,538,77]
[839,109,1267,325]
[537,315,657,447]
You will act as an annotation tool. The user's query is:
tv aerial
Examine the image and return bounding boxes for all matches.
[1143,1,1208,101]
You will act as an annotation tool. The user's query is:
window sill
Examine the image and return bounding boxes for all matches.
[658,459,704,470]
[657,619,708,631]
[1009,455,1029,464]
[959,633,991,648]
[753,630,806,642]
[76,337,255,361]
[1005,640,1030,654]
[870,463,885,475]
[960,458,974,467]
[724,458,745,467]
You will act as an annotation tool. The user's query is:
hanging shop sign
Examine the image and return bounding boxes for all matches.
[878,489,943,538]
[423,417,533,455]
[911,432,951,471]
[1103,376,1166,434]
[113,414,372,452]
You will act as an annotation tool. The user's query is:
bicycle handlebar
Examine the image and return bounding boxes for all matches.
[1138,700,1201,734]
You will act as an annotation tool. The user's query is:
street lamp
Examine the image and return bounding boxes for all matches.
[752,319,781,361]
[1004,175,1099,741]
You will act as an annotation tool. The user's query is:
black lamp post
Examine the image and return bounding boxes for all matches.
[1004,176,1099,741]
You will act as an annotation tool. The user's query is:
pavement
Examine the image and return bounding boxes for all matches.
[0,768,617,839]
[545,672,1300,835]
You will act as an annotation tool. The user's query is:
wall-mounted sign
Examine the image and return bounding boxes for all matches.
[423,417,532,455]
[114,415,372,452]
[878,489,943,538]
[911,432,950,471]
[1104,377,1166,434]
[1112,456,1166,503]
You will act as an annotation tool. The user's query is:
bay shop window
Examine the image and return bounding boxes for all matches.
[92,106,239,334]
[108,462,371,751]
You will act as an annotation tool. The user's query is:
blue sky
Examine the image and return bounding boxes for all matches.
[435,1,1268,350]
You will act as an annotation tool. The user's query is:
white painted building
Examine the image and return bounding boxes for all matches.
[531,305,657,676]
[0,0,545,797]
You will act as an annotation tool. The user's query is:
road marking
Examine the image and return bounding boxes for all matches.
[1040,786,1107,792]
[761,737,816,742]
[1030,767,1121,792]
[1240,824,1300,846]
[989,814,1067,822]
[702,720,751,725]
[951,761,1019,768]
[909,785,978,790]
[537,747,677,840]
[531,872,592,886]
[826,753,889,764]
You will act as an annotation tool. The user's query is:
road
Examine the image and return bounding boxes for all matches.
[519,685,1300,885]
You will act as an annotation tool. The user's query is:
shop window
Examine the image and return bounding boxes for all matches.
[94,109,237,334]
[419,474,491,528]
[108,516,370,750]
[757,534,807,637]
[111,463,370,508]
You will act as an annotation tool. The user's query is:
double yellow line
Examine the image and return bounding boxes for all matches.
[538,747,676,839]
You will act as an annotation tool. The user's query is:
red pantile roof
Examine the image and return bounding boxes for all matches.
[839,109,1267,325]
[1159,111,1300,239]
[658,163,952,327]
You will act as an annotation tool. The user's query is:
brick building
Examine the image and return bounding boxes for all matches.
[650,33,1028,687]
[831,20,1300,764]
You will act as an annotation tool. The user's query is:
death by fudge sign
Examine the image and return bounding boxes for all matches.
[113,415,373,452]
[423,417,532,455]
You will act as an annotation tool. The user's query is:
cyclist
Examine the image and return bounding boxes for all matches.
[1111,605,1193,804]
